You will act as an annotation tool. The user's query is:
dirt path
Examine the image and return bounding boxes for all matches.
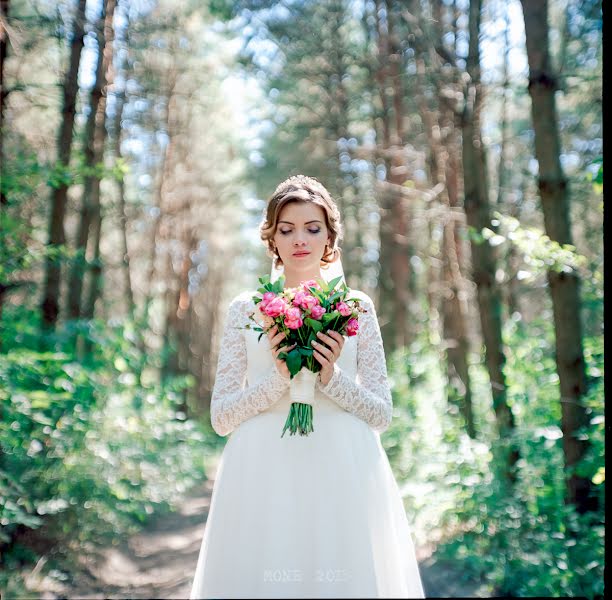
[30,461,489,599]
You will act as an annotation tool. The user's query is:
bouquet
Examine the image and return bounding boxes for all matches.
[246,274,365,437]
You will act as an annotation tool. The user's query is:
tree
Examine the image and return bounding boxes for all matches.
[66,0,117,324]
[461,0,519,482]
[519,0,598,514]
[40,0,87,332]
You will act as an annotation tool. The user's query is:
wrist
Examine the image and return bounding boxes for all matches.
[318,366,334,387]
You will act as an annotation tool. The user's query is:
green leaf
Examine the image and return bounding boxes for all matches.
[322,311,339,324]
[304,317,323,332]
[286,348,302,377]
[327,276,343,291]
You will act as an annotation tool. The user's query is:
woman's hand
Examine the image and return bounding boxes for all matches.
[311,330,345,386]
[267,324,296,380]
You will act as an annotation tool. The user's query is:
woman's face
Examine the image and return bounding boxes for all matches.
[273,201,331,274]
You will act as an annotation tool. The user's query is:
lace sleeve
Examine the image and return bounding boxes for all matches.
[315,293,393,433]
[210,295,290,437]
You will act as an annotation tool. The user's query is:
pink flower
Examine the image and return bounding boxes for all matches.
[302,279,321,291]
[285,317,303,330]
[259,292,277,315]
[310,305,326,320]
[293,291,319,310]
[302,294,319,310]
[346,317,359,336]
[263,296,287,318]
[261,292,276,308]
[284,306,303,329]
[335,301,352,317]
[293,290,308,308]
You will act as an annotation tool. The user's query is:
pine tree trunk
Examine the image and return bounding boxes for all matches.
[40,0,87,331]
[373,0,395,352]
[414,49,476,438]
[111,3,134,320]
[67,0,116,321]
[81,0,116,329]
[0,0,9,208]
[463,0,519,483]
[387,1,411,349]
[519,0,598,514]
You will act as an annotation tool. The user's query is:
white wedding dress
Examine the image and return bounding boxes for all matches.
[189,289,425,599]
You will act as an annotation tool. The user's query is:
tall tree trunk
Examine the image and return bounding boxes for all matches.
[414,50,475,438]
[462,0,519,484]
[519,0,598,514]
[110,0,134,320]
[67,0,116,321]
[113,81,134,319]
[0,0,9,208]
[140,80,177,333]
[82,0,116,328]
[386,0,412,349]
[373,0,395,351]
[374,0,410,351]
[40,0,87,332]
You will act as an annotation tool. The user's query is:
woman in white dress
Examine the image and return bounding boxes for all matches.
[189,175,425,599]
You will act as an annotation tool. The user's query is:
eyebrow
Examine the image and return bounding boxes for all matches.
[278,220,323,225]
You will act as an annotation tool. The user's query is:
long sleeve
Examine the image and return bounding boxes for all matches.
[315,293,393,433]
[210,295,290,437]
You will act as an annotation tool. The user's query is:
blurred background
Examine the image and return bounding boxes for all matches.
[0,0,603,597]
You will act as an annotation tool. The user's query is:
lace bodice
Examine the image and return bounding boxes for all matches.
[209,289,393,437]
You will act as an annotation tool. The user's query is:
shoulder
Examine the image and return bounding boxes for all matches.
[225,291,257,319]
[228,290,256,307]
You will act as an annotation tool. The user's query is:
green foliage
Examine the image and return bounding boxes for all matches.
[467,213,590,282]
[383,316,604,598]
[0,316,216,589]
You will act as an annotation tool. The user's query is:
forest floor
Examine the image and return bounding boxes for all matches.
[25,459,493,599]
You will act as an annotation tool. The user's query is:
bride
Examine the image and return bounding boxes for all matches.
[189,175,425,598]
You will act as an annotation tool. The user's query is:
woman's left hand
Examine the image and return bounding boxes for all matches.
[311,330,345,386]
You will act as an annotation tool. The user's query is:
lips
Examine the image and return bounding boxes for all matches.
[293,251,311,256]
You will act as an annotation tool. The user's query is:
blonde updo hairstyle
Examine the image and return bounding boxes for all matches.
[260,174,343,270]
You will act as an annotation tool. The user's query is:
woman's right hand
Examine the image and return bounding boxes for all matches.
[267,324,295,380]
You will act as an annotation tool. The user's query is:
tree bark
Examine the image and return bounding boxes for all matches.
[67,0,116,321]
[82,0,116,327]
[519,0,598,514]
[40,0,87,331]
[0,0,9,208]
[414,48,475,438]
[374,0,411,351]
[462,0,519,483]
[386,0,412,349]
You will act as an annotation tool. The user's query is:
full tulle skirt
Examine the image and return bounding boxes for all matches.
[190,398,425,599]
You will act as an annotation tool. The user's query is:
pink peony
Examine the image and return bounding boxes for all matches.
[293,291,319,310]
[335,301,352,317]
[346,317,359,336]
[263,296,287,318]
[310,304,326,320]
[261,292,277,307]
[302,294,319,310]
[284,306,303,330]
[302,279,321,291]
[292,290,308,308]
[259,292,277,314]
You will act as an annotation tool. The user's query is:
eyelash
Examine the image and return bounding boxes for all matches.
[279,228,321,235]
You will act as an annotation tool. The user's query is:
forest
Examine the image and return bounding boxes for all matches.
[0,0,603,597]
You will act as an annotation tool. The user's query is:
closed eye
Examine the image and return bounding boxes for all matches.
[279,228,321,235]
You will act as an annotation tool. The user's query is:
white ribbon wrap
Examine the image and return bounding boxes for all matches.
[289,368,317,406]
